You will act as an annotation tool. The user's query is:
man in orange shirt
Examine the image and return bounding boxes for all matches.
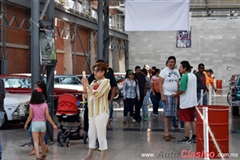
[204,69,217,92]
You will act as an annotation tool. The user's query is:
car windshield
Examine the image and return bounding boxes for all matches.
[55,77,82,85]
[3,78,31,88]
[21,75,82,86]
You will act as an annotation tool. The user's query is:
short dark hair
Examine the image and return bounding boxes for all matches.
[30,89,45,104]
[207,69,214,73]
[198,63,205,69]
[168,56,176,62]
[135,66,141,71]
[141,68,147,75]
[108,67,114,74]
[152,68,160,76]
[152,66,156,70]
[180,61,191,71]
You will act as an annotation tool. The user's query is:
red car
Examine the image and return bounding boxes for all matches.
[0,75,83,111]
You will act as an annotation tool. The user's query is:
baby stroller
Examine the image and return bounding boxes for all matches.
[56,94,88,147]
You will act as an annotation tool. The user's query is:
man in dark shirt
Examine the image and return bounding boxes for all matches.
[134,66,147,123]
[84,60,117,132]
[195,63,208,105]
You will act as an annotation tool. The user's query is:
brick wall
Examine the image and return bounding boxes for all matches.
[1,4,90,75]
[0,4,29,73]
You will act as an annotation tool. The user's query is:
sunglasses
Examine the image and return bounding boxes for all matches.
[93,69,99,73]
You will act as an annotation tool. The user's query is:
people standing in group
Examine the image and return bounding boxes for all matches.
[151,68,161,117]
[172,61,198,144]
[141,68,151,121]
[204,69,217,92]
[123,70,140,123]
[24,88,58,160]
[195,63,208,105]
[28,80,50,156]
[81,62,111,160]
[159,56,180,141]
[134,66,147,123]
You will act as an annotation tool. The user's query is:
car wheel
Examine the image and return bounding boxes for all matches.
[0,113,9,129]
[227,92,231,105]
[232,107,239,116]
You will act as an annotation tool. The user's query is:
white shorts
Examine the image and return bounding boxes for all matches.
[32,121,46,132]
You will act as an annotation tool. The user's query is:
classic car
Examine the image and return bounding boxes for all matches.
[1,91,30,129]
[1,74,83,113]
[231,74,240,115]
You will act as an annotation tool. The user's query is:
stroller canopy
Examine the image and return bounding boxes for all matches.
[56,94,78,115]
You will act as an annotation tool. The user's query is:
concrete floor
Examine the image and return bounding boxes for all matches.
[1,88,240,160]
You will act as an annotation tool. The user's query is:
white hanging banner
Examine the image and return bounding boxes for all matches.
[125,0,190,31]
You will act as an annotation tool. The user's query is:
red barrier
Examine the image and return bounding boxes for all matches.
[216,80,222,89]
[196,105,229,158]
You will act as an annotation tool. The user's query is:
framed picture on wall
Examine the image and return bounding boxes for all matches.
[176,30,191,48]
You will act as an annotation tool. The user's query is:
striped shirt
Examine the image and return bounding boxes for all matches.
[123,78,140,99]
[88,78,111,118]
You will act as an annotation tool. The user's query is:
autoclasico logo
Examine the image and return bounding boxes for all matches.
[141,150,227,158]
[181,150,216,158]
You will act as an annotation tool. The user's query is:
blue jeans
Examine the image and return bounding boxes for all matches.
[124,98,135,118]
[28,123,48,146]
[172,116,177,127]
[109,102,114,119]
[180,121,184,128]
[151,92,160,114]
[197,92,207,105]
[142,91,150,115]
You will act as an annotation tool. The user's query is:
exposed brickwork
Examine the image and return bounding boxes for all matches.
[55,53,64,74]
[5,4,29,45]
[6,47,29,73]
[75,55,89,74]
[2,4,90,75]
[70,25,89,54]
[55,19,65,51]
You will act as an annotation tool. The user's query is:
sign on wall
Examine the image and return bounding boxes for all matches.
[40,29,57,65]
[125,0,190,31]
[176,30,191,48]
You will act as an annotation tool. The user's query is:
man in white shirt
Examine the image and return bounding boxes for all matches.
[172,61,198,144]
[159,56,180,141]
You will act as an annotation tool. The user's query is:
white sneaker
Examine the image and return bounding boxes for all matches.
[129,119,136,123]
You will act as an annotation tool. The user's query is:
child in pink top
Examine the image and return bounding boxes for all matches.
[24,88,58,160]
